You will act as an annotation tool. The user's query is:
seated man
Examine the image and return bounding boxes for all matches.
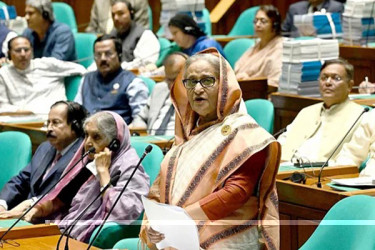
[0,36,86,115]
[282,0,344,37]
[75,35,148,124]
[278,58,364,162]
[130,52,187,135]
[335,109,375,176]
[23,0,76,61]
[0,101,87,216]
[110,0,159,69]
[86,0,150,33]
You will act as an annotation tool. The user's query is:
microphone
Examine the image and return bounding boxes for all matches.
[273,127,286,138]
[86,145,153,250]
[317,107,370,188]
[0,146,96,243]
[58,170,121,250]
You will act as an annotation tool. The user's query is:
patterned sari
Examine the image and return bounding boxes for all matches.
[140,48,281,249]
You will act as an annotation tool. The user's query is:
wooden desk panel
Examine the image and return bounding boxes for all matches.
[339,45,375,87]
[277,166,375,250]
[0,224,60,240]
[1,235,99,249]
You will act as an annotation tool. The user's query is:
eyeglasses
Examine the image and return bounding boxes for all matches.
[182,77,216,89]
[319,74,344,83]
[11,47,31,54]
[253,18,269,25]
[94,51,116,60]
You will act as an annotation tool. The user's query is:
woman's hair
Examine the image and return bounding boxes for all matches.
[184,53,220,78]
[84,112,117,143]
[168,13,206,38]
[258,5,281,35]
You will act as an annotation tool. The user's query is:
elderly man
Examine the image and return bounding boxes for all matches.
[110,0,159,69]
[282,0,344,37]
[278,58,365,163]
[0,101,87,216]
[75,35,148,124]
[23,0,76,61]
[130,52,187,135]
[0,36,86,115]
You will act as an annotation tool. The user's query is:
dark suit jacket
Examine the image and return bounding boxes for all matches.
[0,138,83,210]
[282,0,344,37]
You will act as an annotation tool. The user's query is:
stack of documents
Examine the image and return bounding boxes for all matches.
[280,38,339,96]
[279,61,322,96]
[294,12,342,39]
[342,0,375,45]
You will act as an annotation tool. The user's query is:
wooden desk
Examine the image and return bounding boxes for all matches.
[270,92,375,132]
[238,77,278,101]
[339,45,375,87]
[277,165,375,250]
[0,122,173,153]
[0,224,60,240]
[1,235,99,249]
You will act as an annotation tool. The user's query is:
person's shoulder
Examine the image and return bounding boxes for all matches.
[327,0,344,11]
[22,28,33,37]
[35,141,53,153]
[288,1,309,12]
[51,22,74,34]
[299,102,323,114]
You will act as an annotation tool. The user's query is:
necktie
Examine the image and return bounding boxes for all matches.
[43,153,62,181]
[155,105,174,135]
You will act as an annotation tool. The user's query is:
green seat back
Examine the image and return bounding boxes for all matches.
[148,6,153,30]
[114,237,149,250]
[202,8,212,36]
[64,75,82,101]
[0,1,7,8]
[139,76,156,94]
[89,142,163,249]
[245,99,274,133]
[156,38,181,67]
[74,32,97,68]
[228,6,260,36]
[223,38,255,68]
[52,2,77,33]
[0,132,32,190]
[300,195,375,250]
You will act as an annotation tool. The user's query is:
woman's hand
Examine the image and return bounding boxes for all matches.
[146,226,165,244]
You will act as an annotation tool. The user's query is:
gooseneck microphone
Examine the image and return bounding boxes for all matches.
[58,170,121,250]
[273,127,287,138]
[87,145,153,250]
[0,147,96,243]
[317,107,370,188]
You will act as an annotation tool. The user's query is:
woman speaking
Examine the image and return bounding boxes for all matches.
[140,48,281,249]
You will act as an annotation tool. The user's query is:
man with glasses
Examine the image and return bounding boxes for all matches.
[0,36,86,115]
[0,101,87,217]
[277,58,364,163]
[75,35,148,124]
[282,0,344,37]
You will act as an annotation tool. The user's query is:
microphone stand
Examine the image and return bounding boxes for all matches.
[58,171,121,250]
[86,145,153,250]
[0,147,95,243]
[317,108,369,188]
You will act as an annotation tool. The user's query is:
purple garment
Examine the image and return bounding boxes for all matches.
[52,111,150,242]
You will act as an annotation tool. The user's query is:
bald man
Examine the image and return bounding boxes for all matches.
[129,52,188,135]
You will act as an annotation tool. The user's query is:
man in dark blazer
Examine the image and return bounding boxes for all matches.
[0,101,87,216]
[282,0,344,37]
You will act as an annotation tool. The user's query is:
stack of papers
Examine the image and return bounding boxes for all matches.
[294,12,342,39]
[342,0,375,45]
[331,177,375,187]
[280,38,339,96]
[282,38,339,63]
[279,61,322,96]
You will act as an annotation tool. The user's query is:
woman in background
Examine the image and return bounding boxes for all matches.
[235,5,283,87]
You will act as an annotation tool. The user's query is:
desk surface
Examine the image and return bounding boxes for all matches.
[277,165,375,250]
[0,235,99,249]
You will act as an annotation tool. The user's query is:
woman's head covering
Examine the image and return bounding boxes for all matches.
[42,111,131,203]
[171,48,242,144]
[168,13,206,38]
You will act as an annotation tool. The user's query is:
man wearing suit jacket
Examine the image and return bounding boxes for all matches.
[0,101,87,216]
[282,0,344,37]
[129,52,187,136]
